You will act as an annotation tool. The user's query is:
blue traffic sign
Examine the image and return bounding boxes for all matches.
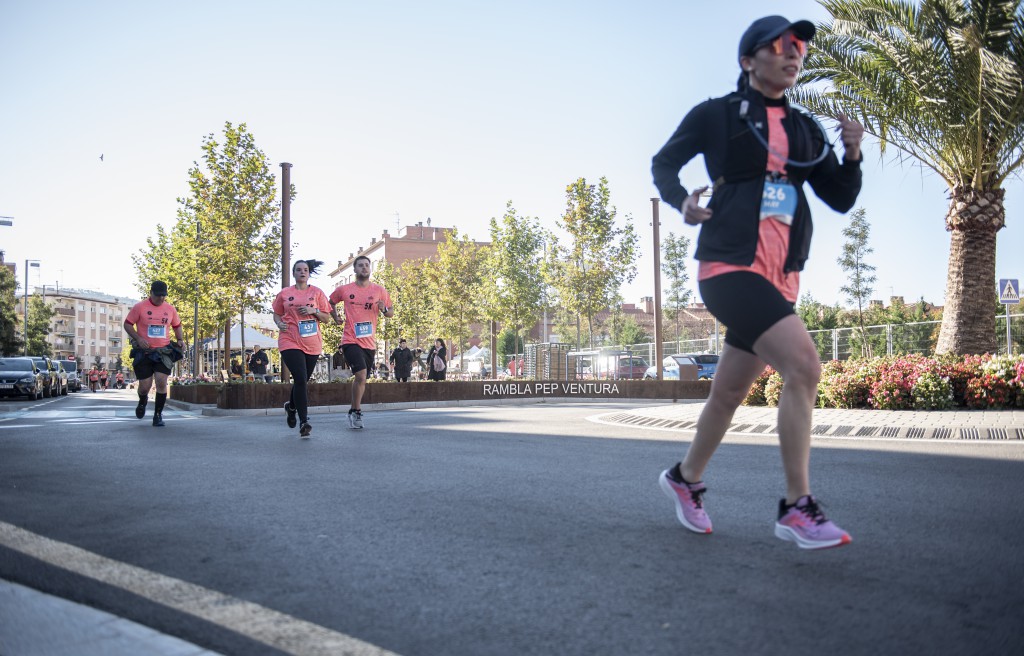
[998,278,1019,304]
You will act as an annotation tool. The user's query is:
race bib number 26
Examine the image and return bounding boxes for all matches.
[760,180,797,225]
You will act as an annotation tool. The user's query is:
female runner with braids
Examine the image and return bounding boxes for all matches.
[273,259,332,439]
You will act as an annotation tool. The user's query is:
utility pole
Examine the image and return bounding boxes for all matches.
[280,162,292,383]
[651,199,664,380]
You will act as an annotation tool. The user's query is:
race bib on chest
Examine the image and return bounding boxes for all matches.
[147,325,167,339]
[298,319,319,337]
[760,180,797,226]
[354,321,374,338]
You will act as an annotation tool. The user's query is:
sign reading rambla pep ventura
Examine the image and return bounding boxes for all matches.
[483,382,620,396]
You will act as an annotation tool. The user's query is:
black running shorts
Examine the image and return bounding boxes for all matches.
[698,271,796,354]
[342,344,376,374]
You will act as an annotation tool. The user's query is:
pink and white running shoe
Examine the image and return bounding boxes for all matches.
[659,467,713,534]
[775,495,851,550]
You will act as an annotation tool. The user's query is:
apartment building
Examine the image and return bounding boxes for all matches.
[20,288,138,368]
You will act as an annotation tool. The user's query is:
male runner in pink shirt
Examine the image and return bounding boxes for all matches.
[123,280,184,427]
[329,255,393,429]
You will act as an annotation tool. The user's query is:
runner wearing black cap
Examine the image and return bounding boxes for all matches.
[652,15,864,549]
[123,281,184,427]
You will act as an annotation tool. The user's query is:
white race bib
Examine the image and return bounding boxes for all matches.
[354,321,373,338]
[760,180,797,226]
[147,324,167,338]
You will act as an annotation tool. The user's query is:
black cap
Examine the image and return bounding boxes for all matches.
[150,280,168,296]
[738,15,815,60]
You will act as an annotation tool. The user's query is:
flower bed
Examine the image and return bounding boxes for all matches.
[743,354,1024,410]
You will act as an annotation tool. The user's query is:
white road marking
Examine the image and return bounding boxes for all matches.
[0,522,399,656]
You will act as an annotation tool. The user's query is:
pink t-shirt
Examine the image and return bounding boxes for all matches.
[698,105,800,302]
[329,282,392,349]
[125,299,181,348]
[273,285,332,355]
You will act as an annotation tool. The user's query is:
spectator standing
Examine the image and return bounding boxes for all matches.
[427,339,447,382]
[389,339,414,382]
[248,344,271,382]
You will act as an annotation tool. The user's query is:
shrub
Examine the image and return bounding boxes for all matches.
[964,373,1014,409]
[867,356,922,410]
[912,371,954,410]
[743,366,774,406]
[764,370,784,407]
[818,359,872,409]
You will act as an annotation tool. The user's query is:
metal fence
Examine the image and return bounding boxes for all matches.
[601,313,1024,364]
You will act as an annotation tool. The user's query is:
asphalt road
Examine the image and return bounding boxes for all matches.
[1,390,1022,655]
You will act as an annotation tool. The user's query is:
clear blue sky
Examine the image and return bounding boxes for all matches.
[1,0,1021,310]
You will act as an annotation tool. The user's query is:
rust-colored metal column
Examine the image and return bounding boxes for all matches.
[651,198,664,380]
[280,162,292,383]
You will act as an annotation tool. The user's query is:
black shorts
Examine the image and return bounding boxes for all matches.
[133,357,172,380]
[698,271,795,354]
[342,344,376,373]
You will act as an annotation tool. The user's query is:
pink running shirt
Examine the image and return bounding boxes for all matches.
[125,299,181,348]
[273,285,332,355]
[329,282,392,349]
[698,105,800,302]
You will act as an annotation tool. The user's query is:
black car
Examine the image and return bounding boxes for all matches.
[57,359,81,392]
[29,356,59,398]
[0,357,46,400]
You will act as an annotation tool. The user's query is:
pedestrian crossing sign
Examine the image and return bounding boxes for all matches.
[999,278,1019,304]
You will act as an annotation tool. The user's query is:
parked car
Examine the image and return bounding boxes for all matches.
[0,357,47,400]
[643,354,699,380]
[602,356,650,380]
[680,353,720,379]
[51,360,69,395]
[28,356,59,398]
[57,359,81,392]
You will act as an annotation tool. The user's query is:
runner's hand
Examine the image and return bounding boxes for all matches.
[837,113,863,161]
[136,337,151,350]
[682,186,712,225]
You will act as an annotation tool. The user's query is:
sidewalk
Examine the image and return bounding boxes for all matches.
[593,402,1024,441]
[0,579,222,656]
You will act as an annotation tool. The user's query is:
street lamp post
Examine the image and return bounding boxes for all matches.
[24,259,40,355]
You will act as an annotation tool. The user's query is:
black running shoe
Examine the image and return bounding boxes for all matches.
[285,402,297,428]
[152,413,165,427]
[299,422,312,438]
[136,399,147,419]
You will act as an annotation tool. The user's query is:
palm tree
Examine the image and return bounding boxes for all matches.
[792,0,1024,354]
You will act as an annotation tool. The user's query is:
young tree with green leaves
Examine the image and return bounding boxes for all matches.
[25,295,55,357]
[795,0,1024,354]
[662,232,693,344]
[427,228,485,368]
[133,122,286,370]
[0,266,22,356]
[547,177,639,349]
[838,207,877,357]
[482,202,546,374]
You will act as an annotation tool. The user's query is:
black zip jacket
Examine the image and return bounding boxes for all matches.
[652,89,862,273]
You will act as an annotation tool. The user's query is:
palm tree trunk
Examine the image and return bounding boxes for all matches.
[936,187,1005,355]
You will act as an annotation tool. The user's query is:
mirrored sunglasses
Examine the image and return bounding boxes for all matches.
[767,32,807,57]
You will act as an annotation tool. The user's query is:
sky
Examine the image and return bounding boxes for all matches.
[1,0,1021,312]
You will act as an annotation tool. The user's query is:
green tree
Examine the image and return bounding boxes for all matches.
[396,258,434,349]
[661,232,693,344]
[496,326,525,367]
[25,295,54,357]
[133,122,286,370]
[617,316,651,345]
[795,0,1024,354]
[0,266,22,356]
[798,293,844,359]
[838,207,877,356]
[427,228,485,367]
[548,177,639,349]
[371,260,403,348]
[483,202,546,371]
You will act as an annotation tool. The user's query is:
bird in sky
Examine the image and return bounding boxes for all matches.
[99,154,104,162]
